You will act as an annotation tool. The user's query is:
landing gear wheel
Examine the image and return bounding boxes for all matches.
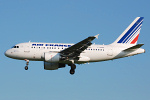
[70,69,75,75]
[72,64,76,69]
[25,66,28,70]
[68,64,76,75]
[24,59,29,70]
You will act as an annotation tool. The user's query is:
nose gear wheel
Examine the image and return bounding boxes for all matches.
[24,59,29,70]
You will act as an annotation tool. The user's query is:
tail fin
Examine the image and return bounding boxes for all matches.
[113,17,144,44]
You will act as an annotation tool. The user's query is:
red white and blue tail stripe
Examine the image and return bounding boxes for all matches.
[113,17,144,44]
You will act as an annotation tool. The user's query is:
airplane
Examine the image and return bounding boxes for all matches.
[5,17,145,75]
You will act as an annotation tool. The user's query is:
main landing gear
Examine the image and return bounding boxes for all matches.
[68,64,76,75]
[24,59,29,70]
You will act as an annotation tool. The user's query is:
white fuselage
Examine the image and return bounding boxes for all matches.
[4,17,145,75]
[5,42,145,64]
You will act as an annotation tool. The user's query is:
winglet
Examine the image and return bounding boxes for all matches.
[94,34,99,39]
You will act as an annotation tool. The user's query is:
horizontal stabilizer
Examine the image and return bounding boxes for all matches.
[123,44,144,51]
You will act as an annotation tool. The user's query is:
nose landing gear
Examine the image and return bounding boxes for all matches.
[24,59,29,70]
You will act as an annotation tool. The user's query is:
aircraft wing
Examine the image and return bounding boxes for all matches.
[59,34,99,60]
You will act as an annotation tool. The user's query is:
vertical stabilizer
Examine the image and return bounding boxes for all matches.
[113,17,144,44]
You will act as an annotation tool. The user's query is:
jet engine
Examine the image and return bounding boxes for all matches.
[44,52,60,62]
[44,62,65,70]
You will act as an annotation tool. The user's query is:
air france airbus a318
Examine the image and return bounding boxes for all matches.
[5,17,145,75]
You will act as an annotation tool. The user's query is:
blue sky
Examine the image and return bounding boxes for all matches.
[0,0,150,100]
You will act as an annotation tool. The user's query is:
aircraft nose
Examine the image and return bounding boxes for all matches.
[5,50,9,57]
[5,49,12,57]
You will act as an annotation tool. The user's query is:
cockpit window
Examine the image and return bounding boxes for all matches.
[12,46,19,48]
[12,46,15,48]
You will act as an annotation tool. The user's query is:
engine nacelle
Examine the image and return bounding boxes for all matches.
[44,52,60,62]
[44,62,65,70]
